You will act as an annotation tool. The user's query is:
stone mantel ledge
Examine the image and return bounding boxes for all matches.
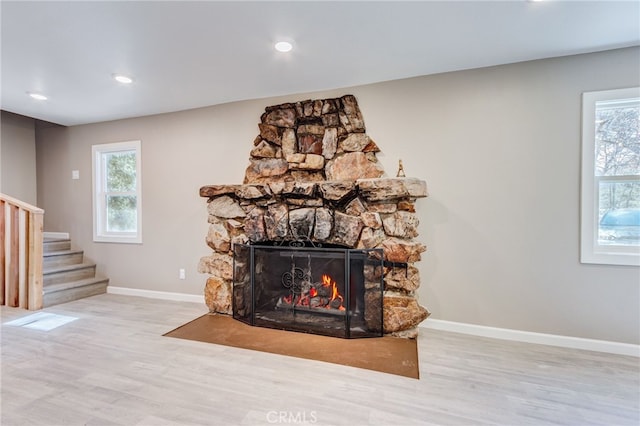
[200,177,428,202]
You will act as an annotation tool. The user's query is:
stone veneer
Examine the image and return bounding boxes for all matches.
[199,95,430,338]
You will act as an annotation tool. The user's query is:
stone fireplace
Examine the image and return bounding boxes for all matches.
[198,95,430,338]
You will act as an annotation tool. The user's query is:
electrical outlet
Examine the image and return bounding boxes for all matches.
[72,170,80,180]
[179,268,186,280]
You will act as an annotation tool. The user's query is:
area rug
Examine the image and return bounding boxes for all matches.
[164,314,419,379]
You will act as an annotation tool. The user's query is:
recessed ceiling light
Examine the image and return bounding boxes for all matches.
[274,41,293,53]
[28,92,47,101]
[113,74,133,84]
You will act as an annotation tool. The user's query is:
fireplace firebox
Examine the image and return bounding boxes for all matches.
[232,243,384,338]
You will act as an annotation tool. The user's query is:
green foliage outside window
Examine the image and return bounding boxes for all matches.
[105,151,137,232]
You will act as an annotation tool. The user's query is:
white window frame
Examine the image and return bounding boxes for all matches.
[92,140,142,244]
[580,87,639,266]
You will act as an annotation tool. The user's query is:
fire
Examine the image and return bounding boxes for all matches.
[280,274,345,311]
[321,274,345,311]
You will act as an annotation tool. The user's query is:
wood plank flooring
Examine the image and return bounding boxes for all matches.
[1,294,638,425]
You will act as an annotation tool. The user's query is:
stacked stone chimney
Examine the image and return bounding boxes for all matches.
[199,95,430,338]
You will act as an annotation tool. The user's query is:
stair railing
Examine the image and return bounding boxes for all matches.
[0,193,44,310]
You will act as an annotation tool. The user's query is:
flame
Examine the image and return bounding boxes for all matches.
[282,275,345,311]
[321,274,345,311]
[321,274,331,287]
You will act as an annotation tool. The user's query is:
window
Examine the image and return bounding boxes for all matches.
[92,140,142,243]
[581,88,639,266]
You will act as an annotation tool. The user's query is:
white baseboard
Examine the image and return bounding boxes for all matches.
[420,319,639,357]
[103,287,638,357]
[107,286,204,304]
[43,232,70,239]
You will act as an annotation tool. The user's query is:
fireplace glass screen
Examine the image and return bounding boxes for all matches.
[232,243,383,339]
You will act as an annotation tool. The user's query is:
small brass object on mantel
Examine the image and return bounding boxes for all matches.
[396,159,406,178]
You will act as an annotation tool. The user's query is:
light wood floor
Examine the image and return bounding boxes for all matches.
[1,294,638,426]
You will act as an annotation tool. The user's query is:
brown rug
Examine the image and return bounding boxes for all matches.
[164,314,419,379]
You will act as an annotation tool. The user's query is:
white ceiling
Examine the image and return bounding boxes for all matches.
[2,1,639,126]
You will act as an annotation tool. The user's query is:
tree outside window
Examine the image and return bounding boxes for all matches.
[93,141,142,244]
[105,151,138,232]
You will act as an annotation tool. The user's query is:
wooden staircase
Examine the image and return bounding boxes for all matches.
[2,193,108,309]
[43,237,109,307]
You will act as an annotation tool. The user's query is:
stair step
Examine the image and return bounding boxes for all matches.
[43,250,84,268]
[43,238,71,253]
[39,234,110,307]
[43,276,109,307]
[43,262,96,286]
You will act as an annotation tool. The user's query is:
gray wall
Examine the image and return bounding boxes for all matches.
[36,47,640,344]
[1,111,37,205]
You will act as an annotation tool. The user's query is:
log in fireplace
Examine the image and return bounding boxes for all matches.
[232,242,384,338]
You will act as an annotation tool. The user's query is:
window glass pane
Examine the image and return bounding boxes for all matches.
[106,151,137,192]
[594,99,639,177]
[582,88,640,265]
[106,195,137,232]
[594,97,640,248]
[93,140,142,244]
[598,181,640,247]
